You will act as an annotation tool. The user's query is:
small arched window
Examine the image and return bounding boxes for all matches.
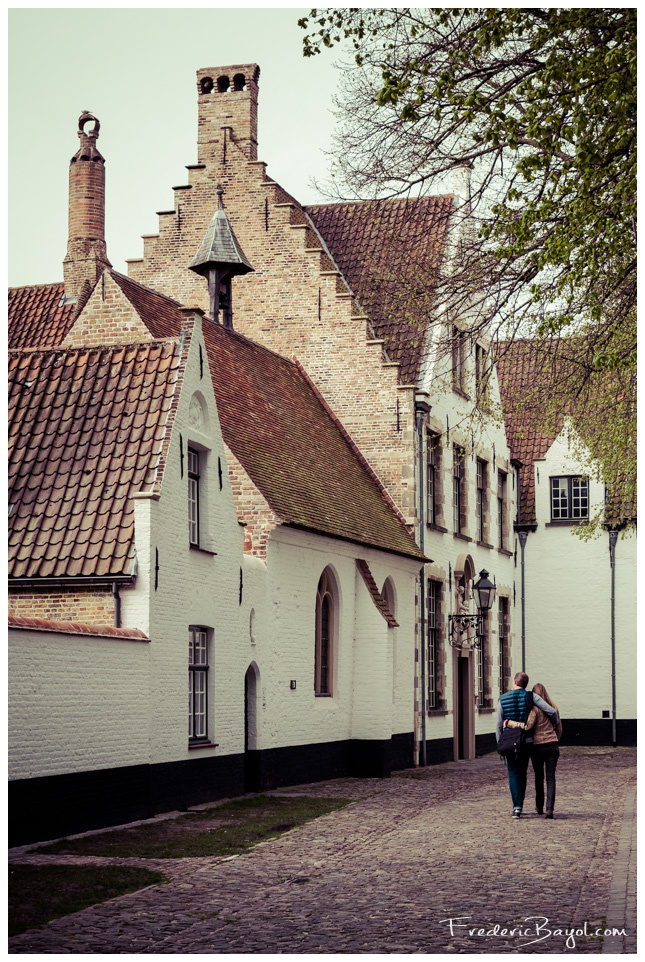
[315,568,335,695]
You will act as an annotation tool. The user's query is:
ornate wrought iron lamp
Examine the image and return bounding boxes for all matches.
[449,569,496,650]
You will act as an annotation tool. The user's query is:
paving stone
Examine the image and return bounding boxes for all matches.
[8,747,635,954]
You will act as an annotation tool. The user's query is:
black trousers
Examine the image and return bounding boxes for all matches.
[530,743,560,812]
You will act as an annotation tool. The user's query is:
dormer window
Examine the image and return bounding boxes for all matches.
[551,476,589,521]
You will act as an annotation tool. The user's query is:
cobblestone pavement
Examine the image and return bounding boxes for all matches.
[9,746,636,954]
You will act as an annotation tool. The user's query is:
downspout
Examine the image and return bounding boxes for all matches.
[608,528,618,747]
[517,531,528,673]
[112,582,122,629]
[415,395,432,767]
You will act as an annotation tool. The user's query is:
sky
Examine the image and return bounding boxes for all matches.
[8,6,345,287]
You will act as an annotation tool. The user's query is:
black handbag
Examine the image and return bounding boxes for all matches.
[498,693,533,758]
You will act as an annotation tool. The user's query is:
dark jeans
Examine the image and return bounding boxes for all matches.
[505,749,530,809]
[530,743,560,812]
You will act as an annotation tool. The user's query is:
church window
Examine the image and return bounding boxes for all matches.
[315,568,335,696]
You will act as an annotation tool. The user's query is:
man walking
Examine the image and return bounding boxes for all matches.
[496,672,559,818]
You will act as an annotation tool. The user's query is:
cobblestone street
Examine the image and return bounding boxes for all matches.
[9,746,636,954]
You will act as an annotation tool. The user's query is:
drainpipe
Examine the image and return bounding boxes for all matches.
[517,531,528,673]
[608,528,618,747]
[415,395,432,767]
[112,582,122,628]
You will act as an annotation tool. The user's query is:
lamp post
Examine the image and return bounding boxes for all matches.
[449,569,496,649]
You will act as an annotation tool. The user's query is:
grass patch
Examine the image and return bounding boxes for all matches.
[9,864,168,937]
[33,795,352,859]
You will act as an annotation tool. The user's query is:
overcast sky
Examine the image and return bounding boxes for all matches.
[8,6,344,287]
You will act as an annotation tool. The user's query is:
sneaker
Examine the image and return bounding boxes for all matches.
[512,808,522,819]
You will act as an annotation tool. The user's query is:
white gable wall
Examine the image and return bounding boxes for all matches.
[522,428,636,723]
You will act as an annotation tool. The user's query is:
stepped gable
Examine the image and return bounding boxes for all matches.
[305,196,454,384]
[8,338,183,580]
[109,270,184,338]
[202,320,425,561]
[8,283,77,349]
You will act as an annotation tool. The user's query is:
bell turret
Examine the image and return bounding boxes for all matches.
[188,185,253,329]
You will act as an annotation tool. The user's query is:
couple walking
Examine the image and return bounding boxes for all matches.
[496,671,562,819]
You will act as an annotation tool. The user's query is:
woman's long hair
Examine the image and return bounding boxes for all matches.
[533,682,558,713]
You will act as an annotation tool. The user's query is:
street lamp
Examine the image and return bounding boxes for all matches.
[449,569,496,649]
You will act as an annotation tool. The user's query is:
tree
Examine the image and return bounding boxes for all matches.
[299,7,636,531]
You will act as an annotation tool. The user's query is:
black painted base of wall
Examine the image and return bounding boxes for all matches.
[9,733,415,847]
[560,718,636,747]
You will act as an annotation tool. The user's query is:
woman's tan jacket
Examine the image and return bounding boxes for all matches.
[526,705,563,744]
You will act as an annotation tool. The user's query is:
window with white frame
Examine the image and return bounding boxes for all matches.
[550,476,589,521]
[189,626,209,741]
[427,580,440,710]
[477,611,489,708]
[453,445,465,534]
[476,459,487,542]
[188,448,200,546]
[427,432,440,526]
[498,597,509,695]
[497,471,507,549]
[452,327,466,393]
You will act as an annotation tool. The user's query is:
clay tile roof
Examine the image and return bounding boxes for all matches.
[8,283,77,349]
[305,196,454,384]
[202,321,425,561]
[495,338,636,525]
[109,270,185,338]
[8,338,182,581]
[8,614,149,642]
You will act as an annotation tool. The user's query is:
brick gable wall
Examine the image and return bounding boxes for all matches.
[125,70,418,525]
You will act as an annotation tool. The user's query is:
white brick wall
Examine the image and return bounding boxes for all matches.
[8,628,150,779]
[521,426,636,720]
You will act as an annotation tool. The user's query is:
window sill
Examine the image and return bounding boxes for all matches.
[452,386,470,401]
[497,547,513,557]
[544,520,589,528]
[476,540,495,550]
[427,522,448,534]
[315,693,333,698]
[453,532,472,543]
[477,707,495,715]
[427,709,449,716]
[189,741,219,750]
[189,544,218,556]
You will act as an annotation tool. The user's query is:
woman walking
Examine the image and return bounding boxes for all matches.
[527,683,562,818]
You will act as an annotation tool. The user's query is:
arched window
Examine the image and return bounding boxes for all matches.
[315,568,335,695]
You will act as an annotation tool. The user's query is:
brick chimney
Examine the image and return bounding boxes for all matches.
[196,65,260,166]
[63,112,111,302]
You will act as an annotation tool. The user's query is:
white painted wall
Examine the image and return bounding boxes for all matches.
[419,326,519,747]
[521,426,637,722]
[8,629,150,779]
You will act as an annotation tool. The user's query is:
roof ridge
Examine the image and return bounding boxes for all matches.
[304,194,454,210]
[8,281,64,292]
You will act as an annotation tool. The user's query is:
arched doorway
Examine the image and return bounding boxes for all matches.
[453,555,476,760]
[244,663,260,792]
